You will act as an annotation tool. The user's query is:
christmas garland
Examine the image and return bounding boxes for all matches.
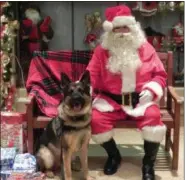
[0,2,19,111]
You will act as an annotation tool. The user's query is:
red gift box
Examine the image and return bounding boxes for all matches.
[1,111,27,153]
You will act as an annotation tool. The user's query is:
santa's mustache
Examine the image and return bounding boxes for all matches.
[112,32,132,40]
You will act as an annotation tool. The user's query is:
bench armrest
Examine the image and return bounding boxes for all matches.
[24,95,35,117]
[24,95,34,105]
[167,86,183,127]
[167,86,184,104]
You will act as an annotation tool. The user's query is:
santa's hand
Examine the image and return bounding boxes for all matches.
[40,16,51,33]
[139,90,153,105]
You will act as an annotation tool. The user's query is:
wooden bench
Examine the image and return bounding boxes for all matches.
[25,51,183,171]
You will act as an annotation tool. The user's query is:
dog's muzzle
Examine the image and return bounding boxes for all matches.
[70,95,85,110]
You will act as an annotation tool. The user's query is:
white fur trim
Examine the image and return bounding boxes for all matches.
[90,86,93,96]
[141,125,167,143]
[122,102,155,117]
[92,98,114,112]
[112,16,136,27]
[121,69,136,93]
[92,130,114,144]
[103,20,113,32]
[42,35,50,43]
[142,81,163,101]
[37,146,54,169]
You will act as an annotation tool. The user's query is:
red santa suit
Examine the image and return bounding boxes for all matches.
[87,6,167,145]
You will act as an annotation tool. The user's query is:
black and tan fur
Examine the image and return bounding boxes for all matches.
[36,71,93,180]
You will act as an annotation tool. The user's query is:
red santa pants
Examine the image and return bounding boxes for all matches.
[91,104,166,144]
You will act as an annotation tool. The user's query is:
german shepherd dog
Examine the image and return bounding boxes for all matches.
[36,70,94,180]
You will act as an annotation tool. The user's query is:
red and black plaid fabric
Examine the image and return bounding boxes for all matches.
[26,50,93,117]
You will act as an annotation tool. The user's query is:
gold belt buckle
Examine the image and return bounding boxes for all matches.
[122,93,132,107]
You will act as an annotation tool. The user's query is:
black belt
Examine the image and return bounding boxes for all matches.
[100,91,140,108]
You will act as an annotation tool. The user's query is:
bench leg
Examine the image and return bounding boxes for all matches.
[165,128,171,152]
[27,127,34,154]
[171,103,181,171]
[172,128,180,170]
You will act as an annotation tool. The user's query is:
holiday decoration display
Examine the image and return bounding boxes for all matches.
[132,1,184,15]
[84,11,102,50]
[132,2,158,16]
[0,2,19,111]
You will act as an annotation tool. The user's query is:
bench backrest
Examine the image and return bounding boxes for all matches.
[157,51,173,108]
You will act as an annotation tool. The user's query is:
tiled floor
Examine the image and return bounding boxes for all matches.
[47,126,184,180]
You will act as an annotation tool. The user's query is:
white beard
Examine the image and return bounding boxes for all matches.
[101,22,146,74]
[25,9,41,25]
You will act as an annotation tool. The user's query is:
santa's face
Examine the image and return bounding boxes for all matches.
[113,26,130,34]
[25,8,41,25]
[102,22,146,74]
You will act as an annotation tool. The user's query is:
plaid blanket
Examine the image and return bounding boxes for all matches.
[26,50,93,117]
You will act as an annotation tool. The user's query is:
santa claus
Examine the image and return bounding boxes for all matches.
[21,5,54,55]
[87,5,167,180]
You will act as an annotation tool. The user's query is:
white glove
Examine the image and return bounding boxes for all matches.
[139,90,154,105]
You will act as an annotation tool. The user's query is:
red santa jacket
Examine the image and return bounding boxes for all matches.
[87,41,167,116]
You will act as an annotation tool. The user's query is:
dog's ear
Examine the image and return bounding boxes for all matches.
[60,73,71,87]
[80,70,90,86]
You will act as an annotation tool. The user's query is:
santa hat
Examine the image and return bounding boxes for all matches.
[103,5,136,32]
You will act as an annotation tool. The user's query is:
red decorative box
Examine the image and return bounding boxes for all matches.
[7,172,46,180]
[1,111,27,153]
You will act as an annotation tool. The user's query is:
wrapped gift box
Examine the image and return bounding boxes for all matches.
[12,153,37,173]
[1,111,27,153]
[0,147,17,171]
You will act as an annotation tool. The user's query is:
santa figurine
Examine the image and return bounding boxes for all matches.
[21,5,54,55]
[87,5,167,180]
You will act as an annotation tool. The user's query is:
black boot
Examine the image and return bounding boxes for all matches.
[101,138,121,175]
[142,140,160,180]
